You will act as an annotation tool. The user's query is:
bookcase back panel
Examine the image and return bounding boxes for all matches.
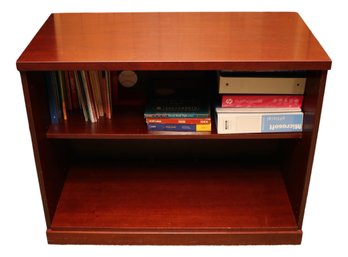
[67,139,287,163]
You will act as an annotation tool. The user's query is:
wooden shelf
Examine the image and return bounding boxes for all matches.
[49,161,299,244]
[46,107,303,140]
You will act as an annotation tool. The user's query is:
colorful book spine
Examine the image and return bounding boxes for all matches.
[105,70,112,119]
[99,71,110,119]
[216,112,303,134]
[68,71,79,110]
[144,113,209,118]
[89,71,105,117]
[45,70,113,124]
[45,72,61,124]
[57,71,68,120]
[74,71,89,122]
[146,118,211,124]
[221,95,303,108]
[81,71,97,122]
[147,123,211,132]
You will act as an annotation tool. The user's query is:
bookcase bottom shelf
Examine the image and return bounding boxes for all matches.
[50,161,300,245]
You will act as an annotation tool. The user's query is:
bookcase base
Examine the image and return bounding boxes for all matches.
[47,229,302,245]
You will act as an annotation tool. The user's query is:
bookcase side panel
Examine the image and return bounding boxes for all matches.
[21,71,69,226]
[281,71,328,227]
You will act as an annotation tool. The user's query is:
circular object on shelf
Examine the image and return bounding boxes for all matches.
[118,70,138,88]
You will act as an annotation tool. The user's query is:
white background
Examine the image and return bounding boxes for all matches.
[1,0,347,256]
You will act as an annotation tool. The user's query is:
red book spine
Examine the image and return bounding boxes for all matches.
[99,71,110,119]
[221,95,303,108]
[146,118,211,124]
[68,71,79,110]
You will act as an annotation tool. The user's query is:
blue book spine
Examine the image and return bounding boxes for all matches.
[261,113,303,132]
[45,72,60,124]
[147,123,196,131]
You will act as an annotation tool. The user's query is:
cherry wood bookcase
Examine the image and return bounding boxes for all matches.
[17,12,331,245]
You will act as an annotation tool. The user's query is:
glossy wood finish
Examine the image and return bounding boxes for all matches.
[17,12,331,245]
[281,71,328,225]
[51,162,297,233]
[17,12,331,71]
[47,229,302,245]
[20,72,68,225]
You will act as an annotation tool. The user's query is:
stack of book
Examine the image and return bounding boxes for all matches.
[45,70,112,124]
[216,71,306,134]
[144,97,211,132]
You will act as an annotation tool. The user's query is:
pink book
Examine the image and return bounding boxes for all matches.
[221,95,303,108]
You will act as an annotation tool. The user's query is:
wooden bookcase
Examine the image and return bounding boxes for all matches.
[17,12,331,245]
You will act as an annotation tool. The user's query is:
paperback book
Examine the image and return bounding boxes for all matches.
[147,123,211,132]
[146,117,211,124]
[144,97,210,118]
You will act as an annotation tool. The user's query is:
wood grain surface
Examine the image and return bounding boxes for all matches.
[17,12,331,71]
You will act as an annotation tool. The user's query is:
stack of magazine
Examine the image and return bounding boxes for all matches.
[45,70,112,124]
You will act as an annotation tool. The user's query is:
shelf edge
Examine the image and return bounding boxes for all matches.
[47,228,302,245]
[46,132,303,140]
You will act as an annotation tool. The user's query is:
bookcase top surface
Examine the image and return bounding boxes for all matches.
[17,12,331,71]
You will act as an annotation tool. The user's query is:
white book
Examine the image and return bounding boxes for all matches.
[216,112,303,134]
